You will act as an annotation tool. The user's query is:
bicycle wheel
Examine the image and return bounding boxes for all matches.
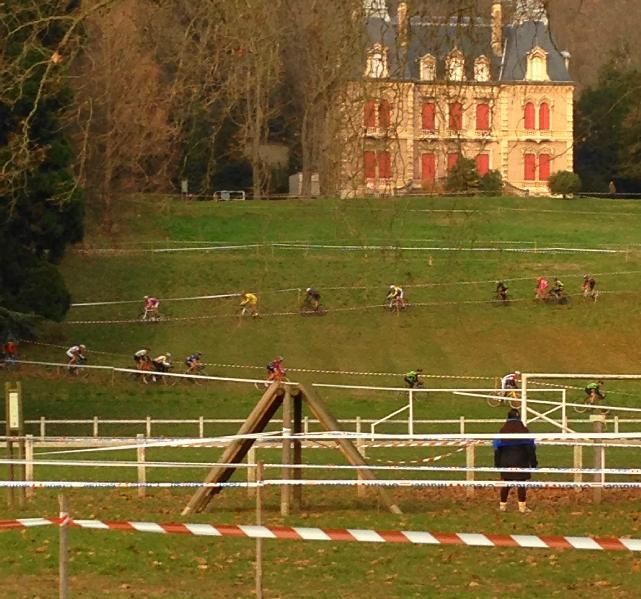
[508,393,522,409]
[573,397,589,414]
[486,394,503,408]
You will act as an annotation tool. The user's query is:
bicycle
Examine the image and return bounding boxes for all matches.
[300,300,326,316]
[184,363,207,383]
[573,390,609,415]
[254,371,289,390]
[487,388,521,409]
[139,310,165,323]
[387,296,407,313]
[543,290,570,306]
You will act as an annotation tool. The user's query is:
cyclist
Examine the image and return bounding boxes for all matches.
[303,287,321,311]
[585,380,605,403]
[133,348,151,369]
[582,274,597,300]
[239,292,259,317]
[66,344,86,371]
[266,356,286,382]
[501,371,520,394]
[550,278,565,300]
[404,369,423,389]
[387,284,405,309]
[495,281,509,302]
[534,277,548,300]
[142,296,160,321]
[152,352,172,373]
[185,352,203,374]
[2,338,17,366]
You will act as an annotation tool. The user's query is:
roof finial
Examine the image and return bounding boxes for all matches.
[364,0,390,21]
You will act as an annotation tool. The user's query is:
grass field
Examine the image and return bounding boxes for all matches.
[4,194,641,597]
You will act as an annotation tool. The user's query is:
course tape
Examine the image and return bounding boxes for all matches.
[2,517,641,551]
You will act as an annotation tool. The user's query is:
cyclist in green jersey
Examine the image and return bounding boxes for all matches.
[404,369,423,388]
[585,380,605,401]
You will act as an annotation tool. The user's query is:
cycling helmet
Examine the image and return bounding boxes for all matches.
[79,344,86,350]
[166,352,172,358]
[515,371,521,375]
[584,274,589,279]
[144,295,149,300]
[306,288,311,293]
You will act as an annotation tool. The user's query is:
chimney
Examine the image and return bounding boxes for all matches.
[397,1,408,47]
[491,2,503,57]
[561,50,571,72]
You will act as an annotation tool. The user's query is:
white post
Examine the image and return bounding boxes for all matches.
[303,416,309,434]
[58,494,69,599]
[93,416,99,437]
[408,389,414,437]
[614,416,619,434]
[136,433,146,499]
[356,417,365,497]
[466,443,475,498]
[247,446,256,498]
[561,388,567,432]
[255,462,264,599]
[520,374,528,424]
[459,416,465,435]
[573,444,583,494]
[146,416,152,438]
[40,416,46,440]
[198,416,204,438]
[25,434,34,500]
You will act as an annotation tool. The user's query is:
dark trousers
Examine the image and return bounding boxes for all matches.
[500,485,526,502]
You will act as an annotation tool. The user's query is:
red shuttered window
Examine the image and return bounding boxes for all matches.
[421,153,436,183]
[476,153,490,177]
[524,153,536,180]
[379,100,391,129]
[524,102,535,130]
[447,152,460,171]
[422,102,436,131]
[539,153,551,181]
[364,151,377,179]
[539,102,550,131]
[377,150,391,178]
[449,102,463,131]
[476,103,490,131]
[364,101,377,128]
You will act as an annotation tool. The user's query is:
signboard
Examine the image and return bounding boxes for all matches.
[8,391,20,430]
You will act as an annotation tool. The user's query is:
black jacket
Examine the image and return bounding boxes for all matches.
[493,418,538,481]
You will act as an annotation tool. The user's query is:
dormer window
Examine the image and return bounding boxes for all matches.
[474,56,490,82]
[366,44,388,78]
[525,46,549,81]
[419,54,436,81]
[446,49,465,81]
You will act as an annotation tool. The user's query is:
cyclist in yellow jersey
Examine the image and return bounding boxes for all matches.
[239,292,259,317]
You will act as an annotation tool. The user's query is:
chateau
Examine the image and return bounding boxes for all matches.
[339,0,574,197]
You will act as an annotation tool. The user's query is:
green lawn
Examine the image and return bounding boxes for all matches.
[4,194,641,597]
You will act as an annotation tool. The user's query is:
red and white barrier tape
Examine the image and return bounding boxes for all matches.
[1,517,640,551]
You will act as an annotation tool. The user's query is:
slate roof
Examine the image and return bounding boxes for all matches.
[364,12,572,83]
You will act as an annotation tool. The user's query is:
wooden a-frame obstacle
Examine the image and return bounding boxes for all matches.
[182,382,402,515]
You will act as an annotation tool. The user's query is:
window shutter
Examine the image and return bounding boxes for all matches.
[422,102,436,130]
[476,103,490,131]
[524,102,535,130]
[377,150,391,178]
[379,100,391,129]
[524,153,536,180]
[476,154,490,176]
[449,102,463,130]
[421,153,436,183]
[539,103,550,131]
[364,101,377,128]
[364,151,377,179]
[539,153,551,181]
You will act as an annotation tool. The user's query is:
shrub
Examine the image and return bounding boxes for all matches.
[548,171,582,198]
[479,169,503,194]
[445,157,479,192]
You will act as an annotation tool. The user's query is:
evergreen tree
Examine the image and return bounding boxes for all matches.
[0,1,84,334]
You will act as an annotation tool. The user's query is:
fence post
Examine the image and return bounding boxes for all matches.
[466,443,475,498]
[303,416,309,435]
[40,416,46,440]
[25,434,34,500]
[247,446,256,498]
[281,387,292,516]
[93,416,99,438]
[561,389,568,432]
[198,416,204,438]
[408,390,414,436]
[592,416,605,504]
[355,416,366,498]
[58,493,69,599]
[573,444,583,493]
[614,416,619,434]
[459,416,465,435]
[146,416,152,438]
[136,433,146,499]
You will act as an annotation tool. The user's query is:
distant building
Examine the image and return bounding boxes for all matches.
[339,0,574,197]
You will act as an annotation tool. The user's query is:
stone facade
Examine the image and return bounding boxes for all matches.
[340,1,574,197]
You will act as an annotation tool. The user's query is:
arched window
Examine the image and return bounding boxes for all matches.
[539,102,550,131]
[446,50,465,81]
[364,100,377,128]
[539,153,551,181]
[474,56,490,82]
[476,154,490,177]
[422,102,436,131]
[526,47,549,81]
[419,54,436,81]
[524,102,535,130]
[421,153,436,183]
[524,153,536,180]
[449,102,463,131]
[476,103,490,131]
[379,100,391,129]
